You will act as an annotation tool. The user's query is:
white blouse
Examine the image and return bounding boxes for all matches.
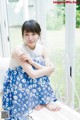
[9,43,43,69]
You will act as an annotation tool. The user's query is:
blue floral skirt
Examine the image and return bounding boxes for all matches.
[2,66,57,120]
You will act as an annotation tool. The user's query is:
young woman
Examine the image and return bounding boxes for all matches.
[2,20,60,120]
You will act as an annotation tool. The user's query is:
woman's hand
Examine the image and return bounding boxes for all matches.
[19,53,30,61]
[46,64,55,76]
[19,53,34,65]
[50,63,55,72]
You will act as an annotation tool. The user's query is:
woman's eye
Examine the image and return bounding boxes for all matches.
[25,34,28,35]
[32,33,36,35]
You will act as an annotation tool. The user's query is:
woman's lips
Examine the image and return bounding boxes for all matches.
[28,41,34,44]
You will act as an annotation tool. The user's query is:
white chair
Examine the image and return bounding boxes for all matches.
[0,57,10,94]
[0,57,80,120]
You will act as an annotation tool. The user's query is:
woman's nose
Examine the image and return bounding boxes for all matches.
[29,35,33,40]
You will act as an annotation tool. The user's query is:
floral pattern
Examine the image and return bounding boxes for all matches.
[2,56,57,120]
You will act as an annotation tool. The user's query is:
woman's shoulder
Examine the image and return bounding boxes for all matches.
[14,43,24,50]
[11,43,24,57]
[37,43,47,53]
[36,43,44,50]
[40,44,49,58]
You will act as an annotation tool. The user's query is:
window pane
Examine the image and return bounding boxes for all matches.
[7,0,24,52]
[0,26,3,57]
[7,0,36,52]
[28,0,36,19]
[0,38,3,57]
[46,0,66,101]
[75,0,80,110]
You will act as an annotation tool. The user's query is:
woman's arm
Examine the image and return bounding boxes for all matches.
[12,46,45,70]
[12,47,54,79]
[18,53,45,69]
[20,61,54,79]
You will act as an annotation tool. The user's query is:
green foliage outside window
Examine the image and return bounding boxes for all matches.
[76,4,80,28]
[46,4,80,30]
[46,5,65,30]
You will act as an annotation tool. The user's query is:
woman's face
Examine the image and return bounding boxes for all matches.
[23,31,39,49]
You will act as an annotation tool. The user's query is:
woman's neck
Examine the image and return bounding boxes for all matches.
[24,43,36,50]
[28,45,36,50]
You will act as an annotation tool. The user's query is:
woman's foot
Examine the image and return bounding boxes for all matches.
[35,105,43,110]
[45,102,61,112]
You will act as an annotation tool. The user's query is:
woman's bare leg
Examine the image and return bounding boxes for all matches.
[35,105,43,110]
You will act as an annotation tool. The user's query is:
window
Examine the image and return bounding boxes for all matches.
[46,0,66,102]
[1,0,79,109]
[0,33,3,57]
[75,0,80,109]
